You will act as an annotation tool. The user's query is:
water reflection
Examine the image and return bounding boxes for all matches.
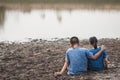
[0,9,120,41]
[0,7,5,28]
[41,13,45,19]
[56,10,62,23]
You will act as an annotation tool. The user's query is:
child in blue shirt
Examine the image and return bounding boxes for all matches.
[54,36,106,76]
[88,37,109,71]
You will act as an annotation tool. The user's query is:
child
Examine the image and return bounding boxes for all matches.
[88,36,109,71]
[54,36,106,76]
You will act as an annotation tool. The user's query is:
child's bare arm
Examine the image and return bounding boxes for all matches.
[60,61,69,74]
[104,58,110,69]
[54,61,69,76]
[105,58,110,63]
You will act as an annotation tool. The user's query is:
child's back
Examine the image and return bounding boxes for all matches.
[88,47,108,71]
[66,47,93,75]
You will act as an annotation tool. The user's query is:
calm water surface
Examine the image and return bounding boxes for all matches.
[0,9,120,41]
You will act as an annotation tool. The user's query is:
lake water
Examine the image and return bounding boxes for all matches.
[0,9,120,41]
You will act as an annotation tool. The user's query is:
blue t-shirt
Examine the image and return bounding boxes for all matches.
[88,47,108,71]
[65,47,93,75]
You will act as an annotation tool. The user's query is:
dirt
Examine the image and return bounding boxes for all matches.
[0,38,120,80]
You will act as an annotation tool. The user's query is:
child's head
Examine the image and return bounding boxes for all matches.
[89,36,98,49]
[70,36,79,47]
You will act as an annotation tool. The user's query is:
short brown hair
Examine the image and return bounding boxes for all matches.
[70,36,79,46]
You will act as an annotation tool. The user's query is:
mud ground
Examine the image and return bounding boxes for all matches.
[0,38,120,80]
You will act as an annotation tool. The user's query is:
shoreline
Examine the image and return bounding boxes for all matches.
[0,37,120,43]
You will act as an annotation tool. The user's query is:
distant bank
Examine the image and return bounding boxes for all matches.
[0,0,120,10]
[0,0,120,4]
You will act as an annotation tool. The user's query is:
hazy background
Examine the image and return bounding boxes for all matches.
[0,0,120,41]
